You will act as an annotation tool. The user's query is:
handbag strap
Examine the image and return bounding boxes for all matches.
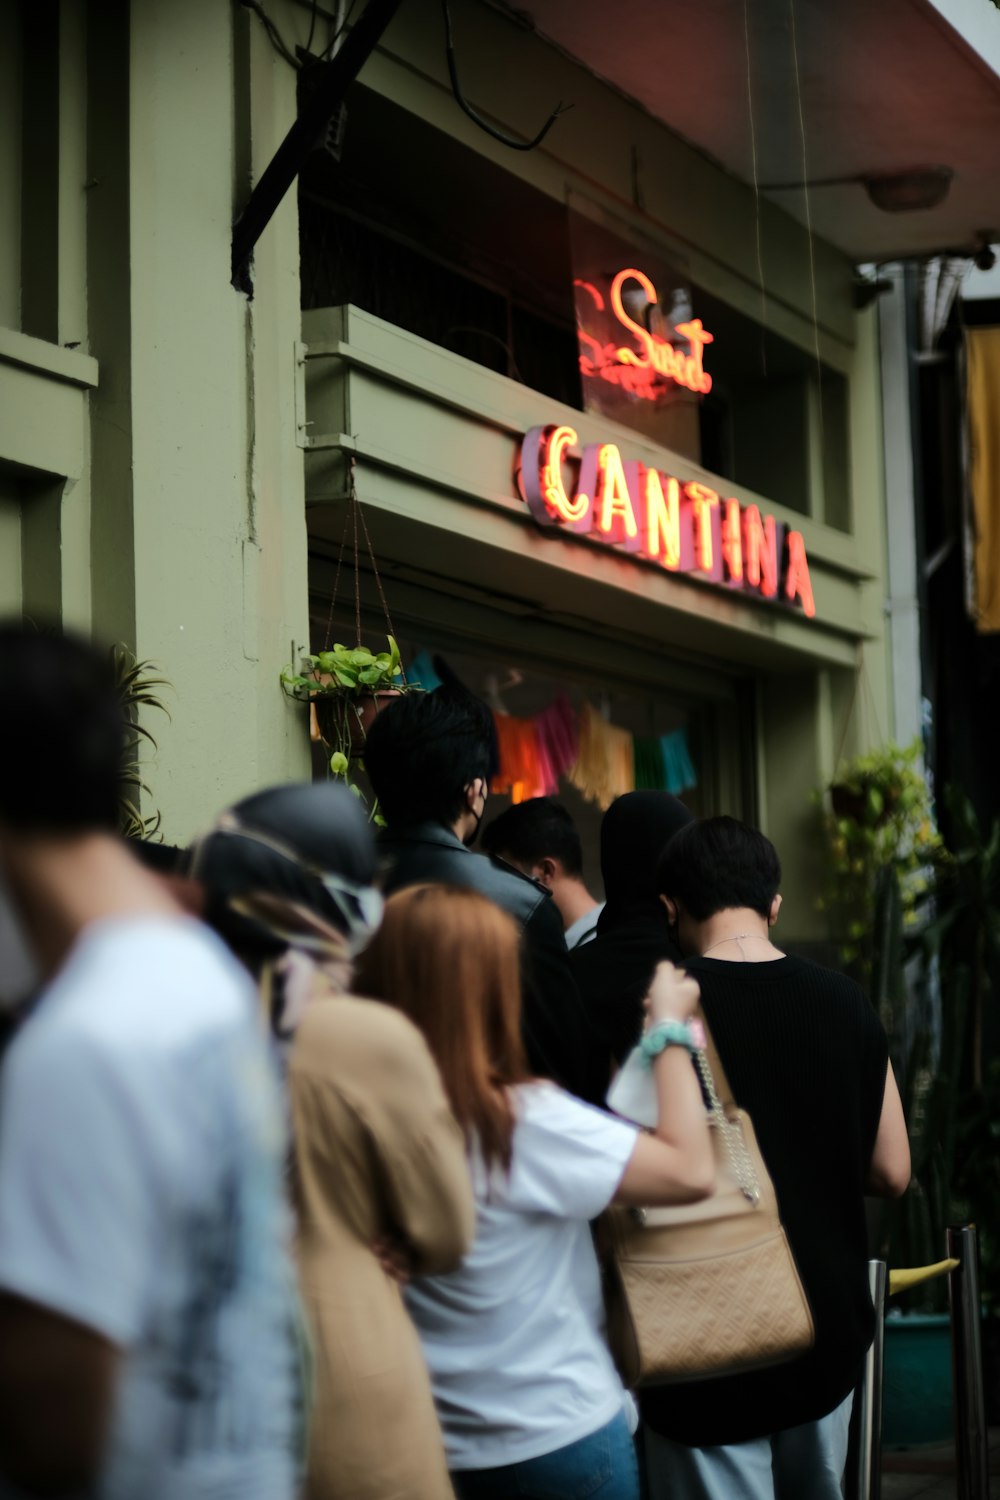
[692,1004,761,1205]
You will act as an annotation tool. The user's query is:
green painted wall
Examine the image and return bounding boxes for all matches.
[0,0,310,841]
[0,0,894,937]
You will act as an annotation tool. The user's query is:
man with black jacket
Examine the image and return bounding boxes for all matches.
[364,688,594,1101]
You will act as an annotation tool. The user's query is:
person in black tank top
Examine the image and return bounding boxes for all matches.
[641,817,911,1500]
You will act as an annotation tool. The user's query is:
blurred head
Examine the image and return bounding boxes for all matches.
[481,798,583,882]
[355,884,528,1173]
[657,816,782,952]
[0,622,126,838]
[0,623,128,1008]
[599,790,694,929]
[188,782,381,982]
[363,689,497,842]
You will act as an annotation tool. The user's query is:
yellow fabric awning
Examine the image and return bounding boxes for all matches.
[966,326,1000,633]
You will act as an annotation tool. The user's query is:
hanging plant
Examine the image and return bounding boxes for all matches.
[280,636,414,822]
[283,462,416,820]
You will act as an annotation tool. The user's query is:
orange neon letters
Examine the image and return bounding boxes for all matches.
[784,530,816,618]
[685,482,720,574]
[642,468,683,571]
[742,505,779,598]
[540,426,589,525]
[594,445,639,542]
[520,426,816,619]
[721,498,744,583]
[606,268,714,397]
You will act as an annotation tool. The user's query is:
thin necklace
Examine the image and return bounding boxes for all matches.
[701,933,770,956]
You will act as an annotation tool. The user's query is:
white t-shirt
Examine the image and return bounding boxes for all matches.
[0,916,301,1500]
[404,1081,638,1470]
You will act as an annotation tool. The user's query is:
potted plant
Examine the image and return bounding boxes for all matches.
[280,636,412,817]
[818,739,942,987]
[819,763,1000,1441]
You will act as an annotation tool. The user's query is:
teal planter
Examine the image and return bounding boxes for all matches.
[882,1312,953,1448]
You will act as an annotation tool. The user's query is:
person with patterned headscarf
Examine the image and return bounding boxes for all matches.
[190,783,475,1500]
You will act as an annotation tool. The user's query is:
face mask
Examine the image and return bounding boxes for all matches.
[462,783,488,848]
[0,868,42,1011]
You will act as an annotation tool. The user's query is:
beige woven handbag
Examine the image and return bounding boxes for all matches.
[603,1012,815,1388]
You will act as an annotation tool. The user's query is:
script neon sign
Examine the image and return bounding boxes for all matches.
[520,424,816,618]
[576,268,714,403]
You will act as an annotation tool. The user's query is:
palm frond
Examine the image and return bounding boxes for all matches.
[110,645,171,840]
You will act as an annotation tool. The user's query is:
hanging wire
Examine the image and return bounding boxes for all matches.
[305,0,320,54]
[441,0,571,151]
[321,457,403,679]
[788,0,825,459]
[742,0,768,375]
[321,496,355,649]
[321,0,359,60]
[240,0,300,68]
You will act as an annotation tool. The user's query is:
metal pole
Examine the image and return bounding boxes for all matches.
[231,0,407,288]
[947,1224,991,1500]
[849,1259,887,1500]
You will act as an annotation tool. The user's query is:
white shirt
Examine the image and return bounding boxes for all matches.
[405,1082,638,1470]
[0,917,301,1500]
[564,901,605,950]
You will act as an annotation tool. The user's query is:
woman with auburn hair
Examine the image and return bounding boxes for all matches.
[355,884,714,1500]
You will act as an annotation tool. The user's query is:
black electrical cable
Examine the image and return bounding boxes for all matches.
[441,0,571,152]
[305,0,320,54]
[321,0,360,59]
[240,0,301,68]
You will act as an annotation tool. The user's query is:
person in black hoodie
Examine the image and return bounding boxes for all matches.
[364,687,596,1102]
[569,790,694,1102]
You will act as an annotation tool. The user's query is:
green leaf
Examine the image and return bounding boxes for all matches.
[358,667,382,685]
[329,751,349,776]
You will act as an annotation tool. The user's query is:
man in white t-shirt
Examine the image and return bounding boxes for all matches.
[0,625,301,1499]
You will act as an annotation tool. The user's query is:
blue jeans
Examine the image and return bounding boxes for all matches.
[451,1411,641,1500]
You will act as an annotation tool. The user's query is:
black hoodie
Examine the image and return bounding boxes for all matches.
[569,791,694,1097]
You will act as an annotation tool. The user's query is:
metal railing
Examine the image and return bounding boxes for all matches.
[848,1224,991,1500]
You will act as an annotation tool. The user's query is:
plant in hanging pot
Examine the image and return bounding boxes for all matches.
[816,739,943,985]
[280,636,414,817]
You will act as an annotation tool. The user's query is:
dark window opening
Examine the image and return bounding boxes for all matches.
[298,84,581,408]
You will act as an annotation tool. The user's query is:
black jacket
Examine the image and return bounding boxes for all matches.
[376,822,594,1101]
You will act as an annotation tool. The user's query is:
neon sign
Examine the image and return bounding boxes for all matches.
[519,424,816,619]
[576,268,714,404]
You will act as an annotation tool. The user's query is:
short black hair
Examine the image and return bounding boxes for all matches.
[481,798,583,877]
[364,688,497,828]
[0,622,126,834]
[656,816,781,921]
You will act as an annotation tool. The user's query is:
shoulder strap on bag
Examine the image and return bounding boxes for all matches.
[695,1003,738,1112]
[691,1004,762,1206]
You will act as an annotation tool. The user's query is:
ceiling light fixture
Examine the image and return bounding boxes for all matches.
[760,165,954,214]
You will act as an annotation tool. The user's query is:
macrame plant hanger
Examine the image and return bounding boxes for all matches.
[310,459,406,748]
[320,458,403,670]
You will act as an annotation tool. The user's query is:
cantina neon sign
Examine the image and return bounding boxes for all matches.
[519,424,816,619]
[576,268,714,403]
